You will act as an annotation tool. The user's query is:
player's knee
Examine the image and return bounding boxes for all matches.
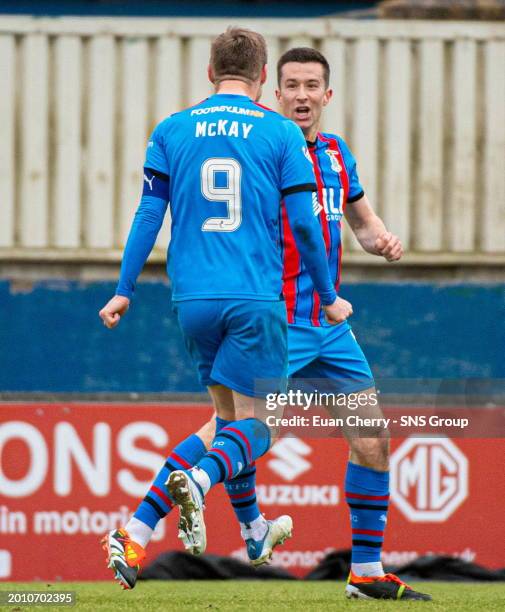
[196,417,217,449]
[349,434,389,469]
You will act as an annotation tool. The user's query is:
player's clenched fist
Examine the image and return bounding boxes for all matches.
[375,231,403,262]
[99,295,130,329]
[322,297,353,325]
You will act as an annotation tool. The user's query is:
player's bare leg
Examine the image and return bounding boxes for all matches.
[232,389,284,443]
[341,388,390,471]
[209,384,237,420]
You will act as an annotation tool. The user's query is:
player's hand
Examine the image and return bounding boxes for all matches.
[375,231,403,262]
[322,297,353,325]
[99,295,130,329]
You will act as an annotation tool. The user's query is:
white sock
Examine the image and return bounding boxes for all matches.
[190,467,211,496]
[351,561,384,577]
[240,515,268,541]
[124,517,154,549]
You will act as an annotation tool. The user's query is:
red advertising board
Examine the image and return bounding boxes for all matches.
[0,403,504,581]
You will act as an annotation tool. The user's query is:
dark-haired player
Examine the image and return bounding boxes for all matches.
[275,47,431,601]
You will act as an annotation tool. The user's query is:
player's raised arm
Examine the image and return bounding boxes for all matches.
[281,121,352,324]
[99,124,170,329]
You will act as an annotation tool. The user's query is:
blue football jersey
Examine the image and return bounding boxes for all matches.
[144,93,316,301]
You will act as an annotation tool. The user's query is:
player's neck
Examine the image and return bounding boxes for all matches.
[215,80,258,100]
[303,124,320,144]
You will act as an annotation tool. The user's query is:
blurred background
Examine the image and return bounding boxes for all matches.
[0,0,504,583]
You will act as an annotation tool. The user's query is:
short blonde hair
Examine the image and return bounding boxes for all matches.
[210,27,267,85]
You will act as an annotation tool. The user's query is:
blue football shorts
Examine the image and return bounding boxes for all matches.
[173,298,287,397]
[288,320,374,393]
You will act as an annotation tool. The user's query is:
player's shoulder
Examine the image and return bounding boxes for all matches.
[149,114,177,141]
[150,101,205,142]
[248,105,304,147]
[171,98,211,118]
[254,102,293,126]
[273,113,307,142]
[156,98,211,127]
[153,115,173,131]
[251,101,280,117]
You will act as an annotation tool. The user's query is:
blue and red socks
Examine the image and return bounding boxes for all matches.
[226,465,267,541]
[191,418,270,494]
[215,417,267,541]
[126,434,206,546]
[126,419,270,548]
[345,461,389,577]
[224,464,260,522]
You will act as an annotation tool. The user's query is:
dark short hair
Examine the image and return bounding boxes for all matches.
[277,47,330,87]
[210,27,267,85]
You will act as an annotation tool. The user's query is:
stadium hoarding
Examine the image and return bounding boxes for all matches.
[0,403,504,581]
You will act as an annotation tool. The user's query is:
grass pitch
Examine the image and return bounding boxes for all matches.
[1,581,505,611]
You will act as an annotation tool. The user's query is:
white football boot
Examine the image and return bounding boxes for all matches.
[166,470,207,555]
[246,515,293,566]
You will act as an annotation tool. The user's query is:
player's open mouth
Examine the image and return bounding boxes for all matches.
[294,106,311,119]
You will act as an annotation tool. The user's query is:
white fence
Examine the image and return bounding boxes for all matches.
[0,16,504,264]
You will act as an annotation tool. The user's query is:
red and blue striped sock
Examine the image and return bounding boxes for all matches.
[216,417,261,524]
[224,464,261,524]
[345,461,389,567]
[133,434,206,529]
[195,418,270,489]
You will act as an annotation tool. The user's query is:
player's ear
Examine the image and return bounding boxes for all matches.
[208,64,215,84]
[260,64,267,85]
[323,88,333,107]
[275,88,281,102]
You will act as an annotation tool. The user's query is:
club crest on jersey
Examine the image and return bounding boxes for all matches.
[326,149,342,173]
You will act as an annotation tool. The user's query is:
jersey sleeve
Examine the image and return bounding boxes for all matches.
[283,190,337,305]
[338,137,364,203]
[116,196,168,298]
[279,120,317,197]
[115,122,171,299]
[145,120,171,176]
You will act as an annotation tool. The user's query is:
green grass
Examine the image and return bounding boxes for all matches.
[1,581,505,611]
